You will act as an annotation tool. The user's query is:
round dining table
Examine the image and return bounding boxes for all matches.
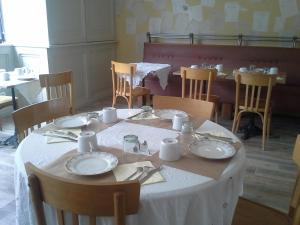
[14,109,246,225]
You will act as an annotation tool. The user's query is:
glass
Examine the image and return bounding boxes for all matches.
[87,112,100,121]
[249,65,256,71]
[181,121,194,134]
[123,135,140,153]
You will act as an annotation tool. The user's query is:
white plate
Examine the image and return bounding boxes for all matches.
[54,115,87,128]
[154,109,188,120]
[189,139,236,159]
[65,152,118,176]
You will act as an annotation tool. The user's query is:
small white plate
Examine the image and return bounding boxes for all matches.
[154,109,188,120]
[65,152,118,176]
[189,139,236,159]
[54,115,87,129]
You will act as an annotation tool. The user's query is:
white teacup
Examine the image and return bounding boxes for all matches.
[102,107,117,124]
[215,64,223,72]
[0,72,10,81]
[269,67,278,75]
[14,68,24,76]
[172,113,189,131]
[159,138,181,161]
[239,67,247,72]
[78,131,97,153]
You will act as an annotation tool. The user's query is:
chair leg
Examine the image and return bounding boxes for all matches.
[267,113,271,139]
[262,115,268,150]
[128,96,133,109]
[214,108,219,124]
[235,112,242,133]
[232,106,238,132]
[112,95,116,107]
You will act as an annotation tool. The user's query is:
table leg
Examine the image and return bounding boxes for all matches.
[11,87,17,110]
[3,87,18,146]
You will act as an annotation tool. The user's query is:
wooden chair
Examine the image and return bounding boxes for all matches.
[232,72,276,150]
[12,98,71,142]
[26,162,140,225]
[181,67,219,122]
[111,61,150,108]
[153,95,215,120]
[232,134,300,225]
[39,71,74,113]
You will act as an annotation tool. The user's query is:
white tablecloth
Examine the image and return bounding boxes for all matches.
[132,62,171,90]
[14,109,246,225]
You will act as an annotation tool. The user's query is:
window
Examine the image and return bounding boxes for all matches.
[0,2,5,43]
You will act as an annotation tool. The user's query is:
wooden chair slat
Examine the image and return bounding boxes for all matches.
[72,213,79,225]
[89,216,96,225]
[250,85,255,110]
[255,86,261,111]
[56,209,65,225]
[194,80,198,99]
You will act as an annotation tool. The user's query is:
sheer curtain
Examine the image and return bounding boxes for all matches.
[0,2,5,43]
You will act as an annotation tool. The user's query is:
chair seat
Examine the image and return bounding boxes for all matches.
[0,96,13,109]
[232,197,291,225]
[116,86,150,97]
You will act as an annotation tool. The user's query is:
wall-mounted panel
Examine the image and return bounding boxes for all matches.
[46,0,85,44]
[85,44,115,99]
[85,0,115,42]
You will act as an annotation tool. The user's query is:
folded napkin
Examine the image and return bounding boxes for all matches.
[113,161,164,185]
[45,129,81,144]
[196,130,228,138]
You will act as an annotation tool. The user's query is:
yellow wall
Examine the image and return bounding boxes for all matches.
[115,0,300,62]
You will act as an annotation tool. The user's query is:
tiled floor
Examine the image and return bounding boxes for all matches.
[0,98,299,225]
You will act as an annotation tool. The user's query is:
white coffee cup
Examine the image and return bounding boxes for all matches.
[14,68,24,76]
[215,64,223,72]
[102,107,117,124]
[172,113,189,131]
[239,67,247,72]
[159,138,181,161]
[0,72,10,81]
[78,131,97,153]
[269,67,278,75]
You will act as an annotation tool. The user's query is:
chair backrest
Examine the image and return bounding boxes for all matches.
[111,61,137,96]
[181,67,217,101]
[12,98,71,142]
[26,162,140,225]
[235,72,276,112]
[290,135,300,225]
[39,71,74,113]
[153,95,215,120]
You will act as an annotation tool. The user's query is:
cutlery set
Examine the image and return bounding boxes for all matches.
[124,166,162,184]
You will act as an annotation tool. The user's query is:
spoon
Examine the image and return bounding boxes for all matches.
[124,166,151,181]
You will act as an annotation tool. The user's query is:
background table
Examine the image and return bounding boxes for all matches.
[15,109,246,225]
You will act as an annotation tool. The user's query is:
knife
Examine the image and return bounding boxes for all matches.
[139,166,162,184]
[43,134,77,142]
[195,132,233,143]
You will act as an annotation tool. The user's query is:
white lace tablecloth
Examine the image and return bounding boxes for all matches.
[132,62,171,90]
[14,109,246,225]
